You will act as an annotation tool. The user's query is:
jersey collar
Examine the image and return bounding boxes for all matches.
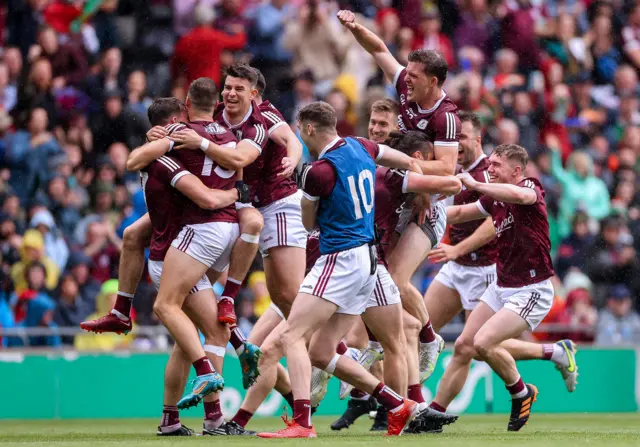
[462,153,487,172]
[318,136,342,159]
[417,90,447,114]
[223,104,253,129]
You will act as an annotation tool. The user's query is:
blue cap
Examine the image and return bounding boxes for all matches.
[609,284,630,299]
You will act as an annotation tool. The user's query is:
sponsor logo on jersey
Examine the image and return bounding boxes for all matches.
[417,119,428,130]
[494,213,514,236]
[204,122,227,135]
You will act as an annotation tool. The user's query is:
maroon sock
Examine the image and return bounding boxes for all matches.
[350,389,369,400]
[336,341,348,355]
[232,408,254,428]
[506,377,526,397]
[407,384,425,404]
[419,321,436,343]
[365,325,378,342]
[372,383,403,411]
[161,405,180,427]
[429,401,446,412]
[542,344,554,360]
[293,399,312,428]
[113,292,133,318]
[282,391,295,410]
[204,399,222,421]
[193,356,214,376]
[229,326,246,351]
[221,277,242,301]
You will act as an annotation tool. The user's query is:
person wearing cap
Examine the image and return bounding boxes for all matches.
[29,209,69,271]
[10,229,59,294]
[595,284,640,345]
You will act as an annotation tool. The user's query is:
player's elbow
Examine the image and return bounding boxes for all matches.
[126,156,141,172]
[446,177,463,195]
[197,193,220,210]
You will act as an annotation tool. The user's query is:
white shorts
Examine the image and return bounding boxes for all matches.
[148,259,212,293]
[396,200,447,248]
[268,302,285,319]
[480,279,555,330]
[366,264,401,308]
[258,190,307,256]
[434,262,497,311]
[171,222,239,270]
[236,202,254,210]
[299,244,377,315]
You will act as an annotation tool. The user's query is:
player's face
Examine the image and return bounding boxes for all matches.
[458,121,479,167]
[222,76,256,116]
[368,111,397,143]
[487,153,520,183]
[405,62,436,102]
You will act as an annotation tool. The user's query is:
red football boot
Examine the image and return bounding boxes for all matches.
[217,298,237,325]
[80,313,132,334]
[386,399,419,436]
[257,416,317,439]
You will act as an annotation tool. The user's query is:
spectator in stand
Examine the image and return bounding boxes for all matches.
[325,89,356,137]
[453,0,495,60]
[214,0,250,35]
[499,0,542,74]
[32,25,88,89]
[621,3,640,71]
[106,142,136,187]
[2,194,26,235]
[83,47,125,107]
[503,88,545,156]
[83,221,121,284]
[496,118,520,145]
[585,216,640,306]
[13,58,57,129]
[6,0,47,57]
[595,285,640,345]
[0,215,21,268]
[412,8,455,69]
[29,208,69,272]
[11,229,60,295]
[90,88,145,152]
[492,48,525,91]
[556,211,596,278]
[43,174,82,241]
[556,287,597,343]
[171,3,246,89]
[124,70,152,126]
[3,47,23,97]
[548,139,610,238]
[53,273,93,345]
[592,65,638,111]
[0,63,17,113]
[66,250,100,309]
[291,70,317,123]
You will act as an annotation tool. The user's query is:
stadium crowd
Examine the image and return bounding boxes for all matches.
[1,0,640,349]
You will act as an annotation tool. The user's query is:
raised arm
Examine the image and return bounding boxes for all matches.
[337,10,402,82]
[458,172,537,205]
[447,203,487,225]
[127,138,172,171]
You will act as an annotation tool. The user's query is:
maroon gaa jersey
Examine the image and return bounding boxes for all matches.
[214,101,269,204]
[305,229,321,276]
[394,67,461,148]
[256,101,298,207]
[477,177,554,288]
[450,155,499,267]
[374,167,408,265]
[140,155,190,262]
[168,121,238,225]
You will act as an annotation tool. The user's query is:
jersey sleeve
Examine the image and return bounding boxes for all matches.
[163,123,187,151]
[519,178,545,203]
[300,160,336,201]
[260,105,287,135]
[431,111,461,148]
[477,195,494,216]
[385,169,409,194]
[241,120,269,154]
[393,67,407,96]
[355,137,383,161]
[151,155,191,187]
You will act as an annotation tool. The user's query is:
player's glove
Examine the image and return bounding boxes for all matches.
[235,181,251,204]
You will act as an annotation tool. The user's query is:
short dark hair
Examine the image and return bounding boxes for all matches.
[147,97,185,126]
[297,101,337,131]
[187,77,218,112]
[255,69,266,96]
[371,99,399,116]
[386,131,432,157]
[225,63,258,88]
[408,49,448,86]
[493,144,529,168]
[458,111,482,134]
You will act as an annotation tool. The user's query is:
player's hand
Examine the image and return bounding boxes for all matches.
[428,243,459,263]
[170,129,203,150]
[456,172,478,189]
[146,126,167,142]
[411,194,431,226]
[235,181,251,204]
[278,157,296,178]
[337,10,357,29]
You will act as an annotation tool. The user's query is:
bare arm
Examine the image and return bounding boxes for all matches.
[127,139,172,171]
[447,203,486,225]
[301,196,319,231]
[170,128,258,170]
[405,172,462,196]
[337,10,402,82]
[416,145,457,176]
[270,124,303,177]
[377,145,422,174]
[428,218,495,263]
[459,172,537,205]
[174,174,239,210]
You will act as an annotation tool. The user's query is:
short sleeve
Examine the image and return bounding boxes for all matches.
[301,160,336,200]
[431,111,460,148]
[242,122,268,154]
[355,137,382,161]
[477,196,493,216]
[520,178,544,203]
[163,123,187,152]
[260,105,287,135]
[151,155,191,187]
[394,67,407,95]
[384,169,409,194]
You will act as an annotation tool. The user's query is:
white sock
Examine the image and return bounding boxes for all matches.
[203,416,224,430]
[390,402,405,414]
[220,296,235,303]
[551,344,569,367]
[110,309,129,321]
[368,341,382,351]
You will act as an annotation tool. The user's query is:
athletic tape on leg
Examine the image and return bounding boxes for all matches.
[240,233,260,244]
[324,353,341,375]
[204,344,226,357]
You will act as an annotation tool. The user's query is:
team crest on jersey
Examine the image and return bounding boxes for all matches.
[417,119,428,130]
[204,122,226,135]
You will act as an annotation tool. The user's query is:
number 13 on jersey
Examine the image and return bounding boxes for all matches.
[348,170,375,219]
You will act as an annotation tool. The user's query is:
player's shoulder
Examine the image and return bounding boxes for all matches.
[518,177,542,189]
[247,101,268,125]
[165,122,188,135]
[213,102,225,118]
[259,101,285,125]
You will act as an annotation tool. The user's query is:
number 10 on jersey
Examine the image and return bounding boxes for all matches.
[348,170,375,219]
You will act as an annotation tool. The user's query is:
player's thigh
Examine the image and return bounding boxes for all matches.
[248,305,284,346]
[309,313,362,368]
[283,292,339,345]
[344,318,368,349]
[183,289,227,343]
[264,246,306,304]
[457,301,497,347]
[123,213,153,248]
[237,206,264,234]
[424,279,463,333]
[157,247,209,305]
[474,308,530,350]
[387,223,432,282]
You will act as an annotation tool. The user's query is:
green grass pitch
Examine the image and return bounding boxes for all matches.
[1,414,639,446]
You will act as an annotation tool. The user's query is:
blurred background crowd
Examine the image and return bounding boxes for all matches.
[0,0,639,350]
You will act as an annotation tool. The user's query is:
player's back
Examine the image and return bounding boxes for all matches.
[169,121,238,225]
[257,101,297,207]
[450,155,498,267]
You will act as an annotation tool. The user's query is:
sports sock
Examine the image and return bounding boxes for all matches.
[232,408,254,428]
[193,356,214,376]
[282,391,295,410]
[350,389,370,400]
[221,277,242,303]
[372,383,404,413]
[506,376,528,398]
[407,384,425,404]
[204,399,222,421]
[293,399,312,428]
[112,291,134,319]
[336,341,348,355]
[543,343,569,366]
[229,325,247,355]
[429,401,446,412]
[419,320,436,343]
[160,405,180,429]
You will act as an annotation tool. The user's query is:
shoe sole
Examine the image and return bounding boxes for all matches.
[80,326,130,335]
[242,349,262,389]
[177,383,224,410]
[560,341,579,392]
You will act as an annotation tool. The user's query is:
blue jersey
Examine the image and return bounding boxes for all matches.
[316,137,377,255]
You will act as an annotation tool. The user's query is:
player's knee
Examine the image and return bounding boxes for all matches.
[123,223,147,250]
[309,346,334,370]
[403,315,422,341]
[153,300,167,319]
[453,335,476,361]
[472,334,493,359]
[240,213,264,235]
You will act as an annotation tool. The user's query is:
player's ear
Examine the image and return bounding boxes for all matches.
[412,150,424,160]
[250,88,258,100]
